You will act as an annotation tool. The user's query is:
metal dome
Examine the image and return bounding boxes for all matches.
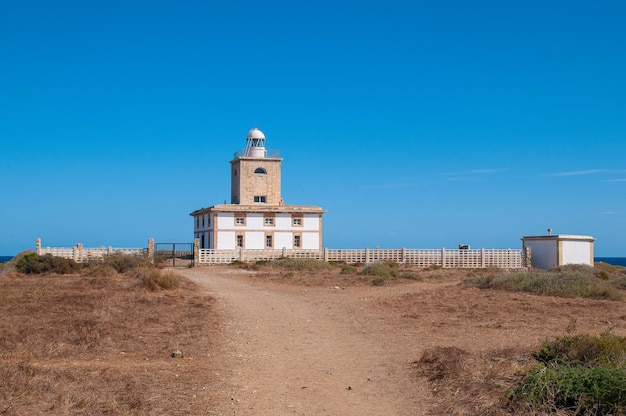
[247,127,266,141]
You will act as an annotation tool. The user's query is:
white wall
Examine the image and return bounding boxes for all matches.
[217,213,234,228]
[274,232,292,249]
[247,213,263,228]
[303,214,320,231]
[209,211,322,250]
[245,231,264,249]
[275,214,292,230]
[302,232,320,250]
[217,231,235,250]
[526,240,557,269]
[562,240,592,265]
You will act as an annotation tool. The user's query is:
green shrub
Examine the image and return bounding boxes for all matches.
[597,270,610,280]
[399,271,423,281]
[340,265,357,274]
[15,253,81,275]
[360,262,396,279]
[360,262,397,286]
[512,365,626,414]
[532,333,626,368]
[511,334,626,414]
[270,258,332,271]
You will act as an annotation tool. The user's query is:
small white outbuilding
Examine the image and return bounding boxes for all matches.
[521,233,595,270]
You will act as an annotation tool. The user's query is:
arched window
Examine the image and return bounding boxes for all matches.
[254,167,267,174]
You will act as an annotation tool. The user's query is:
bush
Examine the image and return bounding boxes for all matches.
[360,262,397,286]
[464,266,623,300]
[511,334,626,414]
[15,253,81,275]
[102,252,152,273]
[129,268,181,291]
[268,257,332,271]
[360,262,396,279]
[83,264,119,278]
[513,365,626,414]
[611,276,626,290]
[398,271,423,281]
[340,265,357,275]
[532,333,626,368]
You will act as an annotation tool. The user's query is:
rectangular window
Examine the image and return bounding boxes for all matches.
[254,196,267,203]
[196,217,199,228]
[294,235,301,248]
[236,235,243,248]
[202,216,205,227]
[264,217,274,226]
[292,217,302,226]
[265,235,273,248]
[235,217,245,225]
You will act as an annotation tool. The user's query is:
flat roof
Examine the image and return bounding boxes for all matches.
[521,234,595,241]
[190,204,326,216]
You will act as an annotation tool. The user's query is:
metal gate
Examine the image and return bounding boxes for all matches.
[155,242,194,267]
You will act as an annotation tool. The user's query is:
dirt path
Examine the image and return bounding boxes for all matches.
[177,267,626,415]
[179,267,430,416]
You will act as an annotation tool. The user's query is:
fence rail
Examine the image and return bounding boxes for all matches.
[197,247,526,269]
[37,242,146,264]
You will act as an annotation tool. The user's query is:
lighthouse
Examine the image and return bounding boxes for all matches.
[230,127,283,205]
[190,127,326,250]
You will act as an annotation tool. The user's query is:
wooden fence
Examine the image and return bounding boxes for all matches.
[197,247,527,269]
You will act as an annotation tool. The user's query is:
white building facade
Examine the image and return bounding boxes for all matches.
[521,233,595,269]
[190,128,325,250]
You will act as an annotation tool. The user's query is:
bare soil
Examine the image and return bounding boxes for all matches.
[1,265,625,415]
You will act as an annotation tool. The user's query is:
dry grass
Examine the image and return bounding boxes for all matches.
[2,259,625,415]
[239,260,454,287]
[0,271,219,415]
[415,346,533,415]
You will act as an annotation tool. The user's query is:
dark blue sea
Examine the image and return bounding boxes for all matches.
[0,256,13,264]
[595,257,626,267]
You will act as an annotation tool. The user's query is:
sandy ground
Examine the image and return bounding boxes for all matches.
[179,266,626,416]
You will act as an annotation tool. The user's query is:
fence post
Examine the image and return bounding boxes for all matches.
[441,248,446,268]
[282,247,286,258]
[401,247,406,264]
[36,238,41,255]
[323,247,328,262]
[524,246,532,268]
[239,248,244,262]
[147,238,154,263]
[481,248,486,268]
[74,243,83,263]
[193,238,199,267]
[365,247,370,264]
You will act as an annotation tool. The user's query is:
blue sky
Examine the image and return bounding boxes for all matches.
[1,0,625,256]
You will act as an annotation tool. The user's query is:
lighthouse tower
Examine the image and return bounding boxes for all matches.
[190,127,325,250]
[230,127,282,205]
